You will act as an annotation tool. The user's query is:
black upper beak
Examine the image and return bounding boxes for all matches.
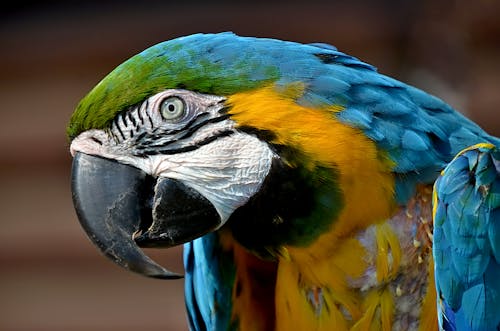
[70,152,221,279]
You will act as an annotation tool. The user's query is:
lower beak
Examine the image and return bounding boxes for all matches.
[70,152,220,279]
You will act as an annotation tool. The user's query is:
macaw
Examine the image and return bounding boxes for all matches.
[433,143,500,330]
[68,32,500,331]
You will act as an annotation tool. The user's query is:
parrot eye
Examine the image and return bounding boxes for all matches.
[160,96,186,121]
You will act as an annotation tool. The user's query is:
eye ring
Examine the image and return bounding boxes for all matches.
[160,96,186,121]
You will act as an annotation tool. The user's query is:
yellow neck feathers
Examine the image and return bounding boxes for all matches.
[227,85,396,254]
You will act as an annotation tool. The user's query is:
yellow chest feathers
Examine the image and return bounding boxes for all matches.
[274,187,437,331]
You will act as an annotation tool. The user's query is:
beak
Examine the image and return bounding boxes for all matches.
[70,152,221,279]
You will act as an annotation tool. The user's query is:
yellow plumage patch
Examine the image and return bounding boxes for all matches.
[349,224,402,331]
[275,257,352,331]
[226,85,403,330]
[275,237,367,330]
[375,223,401,282]
[351,288,394,331]
[227,85,396,258]
[418,258,438,331]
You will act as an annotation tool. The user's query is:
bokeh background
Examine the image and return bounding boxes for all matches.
[1,1,499,330]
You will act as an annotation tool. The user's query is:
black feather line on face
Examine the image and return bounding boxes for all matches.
[133,113,232,156]
[237,126,277,144]
[127,110,137,127]
[140,130,235,156]
[177,114,231,141]
[112,115,126,140]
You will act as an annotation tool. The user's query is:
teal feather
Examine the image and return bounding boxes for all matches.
[433,144,500,331]
[184,232,236,331]
[402,130,431,151]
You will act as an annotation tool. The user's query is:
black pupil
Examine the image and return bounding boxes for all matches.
[168,104,176,112]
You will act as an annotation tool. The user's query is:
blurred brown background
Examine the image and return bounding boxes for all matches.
[1,1,499,330]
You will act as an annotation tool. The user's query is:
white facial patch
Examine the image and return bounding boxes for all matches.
[70,89,277,226]
[71,130,276,225]
[148,132,276,224]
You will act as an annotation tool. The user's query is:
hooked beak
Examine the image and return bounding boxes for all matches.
[70,152,221,279]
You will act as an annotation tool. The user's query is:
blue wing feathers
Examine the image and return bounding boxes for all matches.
[433,145,500,331]
[336,107,373,130]
[402,129,431,151]
[184,233,236,331]
[184,242,205,331]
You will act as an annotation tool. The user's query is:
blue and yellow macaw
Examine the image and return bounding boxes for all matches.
[68,32,500,330]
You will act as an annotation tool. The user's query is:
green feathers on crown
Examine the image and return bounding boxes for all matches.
[67,33,280,140]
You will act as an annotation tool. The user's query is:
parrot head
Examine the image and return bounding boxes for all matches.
[68,32,394,279]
